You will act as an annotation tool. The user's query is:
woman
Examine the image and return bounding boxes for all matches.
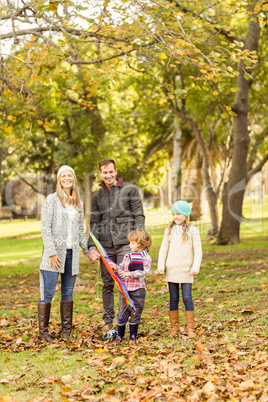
[38,165,89,342]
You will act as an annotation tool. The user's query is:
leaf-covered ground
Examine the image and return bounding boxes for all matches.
[0,229,267,402]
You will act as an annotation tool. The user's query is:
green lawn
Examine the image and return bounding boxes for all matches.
[0,218,267,401]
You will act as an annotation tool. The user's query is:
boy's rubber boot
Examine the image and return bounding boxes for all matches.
[116,325,126,342]
[169,310,179,338]
[60,300,73,337]
[38,303,53,342]
[129,324,139,342]
[185,311,196,338]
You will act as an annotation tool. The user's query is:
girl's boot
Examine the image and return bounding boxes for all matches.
[169,310,179,337]
[185,311,196,338]
[129,324,138,342]
[116,325,125,342]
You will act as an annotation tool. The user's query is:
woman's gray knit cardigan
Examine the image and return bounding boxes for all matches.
[39,192,89,300]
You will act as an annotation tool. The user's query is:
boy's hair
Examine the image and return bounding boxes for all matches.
[99,159,116,171]
[167,219,191,242]
[127,229,152,252]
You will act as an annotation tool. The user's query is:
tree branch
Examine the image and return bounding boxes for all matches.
[247,153,268,182]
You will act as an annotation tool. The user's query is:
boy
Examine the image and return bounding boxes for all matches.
[110,229,152,343]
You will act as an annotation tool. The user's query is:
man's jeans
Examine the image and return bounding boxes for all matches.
[168,282,194,311]
[100,244,130,324]
[39,249,76,303]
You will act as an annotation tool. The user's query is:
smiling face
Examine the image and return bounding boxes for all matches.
[99,162,117,189]
[60,170,74,191]
[129,241,142,252]
[172,212,187,226]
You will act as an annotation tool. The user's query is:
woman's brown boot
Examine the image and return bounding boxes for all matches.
[185,311,196,338]
[60,300,73,337]
[169,310,179,338]
[38,303,53,342]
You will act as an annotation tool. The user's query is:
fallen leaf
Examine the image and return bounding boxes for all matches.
[195,341,204,353]
[241,307,255,314]
[61,374,73,383]
[113,356,125,364]
[204,298,214,302]
[202,381,215,394]
[238,379,255,390]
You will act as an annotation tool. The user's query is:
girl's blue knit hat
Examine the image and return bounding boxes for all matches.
[172,200,191,218]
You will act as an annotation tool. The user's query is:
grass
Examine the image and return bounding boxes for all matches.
[0,218,267,401]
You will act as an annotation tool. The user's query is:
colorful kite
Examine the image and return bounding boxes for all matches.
[89,232,136,313]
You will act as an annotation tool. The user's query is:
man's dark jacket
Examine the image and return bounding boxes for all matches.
[88,178,145,248]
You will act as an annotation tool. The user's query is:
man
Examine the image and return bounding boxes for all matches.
[88,159,145,332]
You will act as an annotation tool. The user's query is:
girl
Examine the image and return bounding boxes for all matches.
[38,165,89,342]
[158,200,202,338]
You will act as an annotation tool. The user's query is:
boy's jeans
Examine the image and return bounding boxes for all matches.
[39,249,76,303]
[168,282,194,311]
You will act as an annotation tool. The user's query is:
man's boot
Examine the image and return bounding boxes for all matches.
[60,300,73,337]
[129,324,139,343]
[169,310,179,338]
[185,311,196,338]
[38,303,53,342]
[116,325,125,342]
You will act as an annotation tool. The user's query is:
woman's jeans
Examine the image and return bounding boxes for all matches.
[39,249,76,303]
[168,282,194,311]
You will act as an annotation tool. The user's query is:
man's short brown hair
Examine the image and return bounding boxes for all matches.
[99,159,116,171]
[127,229,152,252]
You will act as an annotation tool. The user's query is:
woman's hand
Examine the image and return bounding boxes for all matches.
[119,271,131,279]
[189,269,198,277]
[88,249,100,264]
[158,268,165,275]
[49,255,61,271]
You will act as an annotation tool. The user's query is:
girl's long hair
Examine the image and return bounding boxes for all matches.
[56,172,82,212]
[167,218,191,242]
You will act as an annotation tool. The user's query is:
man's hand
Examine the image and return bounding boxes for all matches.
[189,269,198,277]
[88,249,100,264]
[109,262,117,270]
[49,255,61,271]
[118,271,131,278]
[158,268,165,275]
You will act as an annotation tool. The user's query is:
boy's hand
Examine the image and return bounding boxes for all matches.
[119,271,131,278]
[158,268,165,275]
[109,262,116,270]
[189,269,198,277]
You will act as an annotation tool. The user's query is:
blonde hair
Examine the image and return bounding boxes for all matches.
[127,229,152,252]
[56,171,82,212]
[167,218,191,242]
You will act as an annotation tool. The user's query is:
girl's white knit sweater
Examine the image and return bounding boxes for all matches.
[157,224,202,284]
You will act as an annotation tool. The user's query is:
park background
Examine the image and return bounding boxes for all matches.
[0,0,268,401]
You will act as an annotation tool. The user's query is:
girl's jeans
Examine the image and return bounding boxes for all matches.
[39,249,76,303]
[168,282,194,311]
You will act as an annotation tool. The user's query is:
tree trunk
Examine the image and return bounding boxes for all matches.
[191,157,203,221]
[173,117,182,201]
[217,18,261,245]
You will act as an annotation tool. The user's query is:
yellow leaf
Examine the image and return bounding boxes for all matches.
[230,88,238,93]
[4,126,13,133]
[37,120,43,125]
[96,348,105,354]
[204,298,214,302]
[213,91,219,96]
[221,113,228,119]
[159,53,168,60]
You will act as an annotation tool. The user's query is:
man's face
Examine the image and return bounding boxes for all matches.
[99,163,117,187]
